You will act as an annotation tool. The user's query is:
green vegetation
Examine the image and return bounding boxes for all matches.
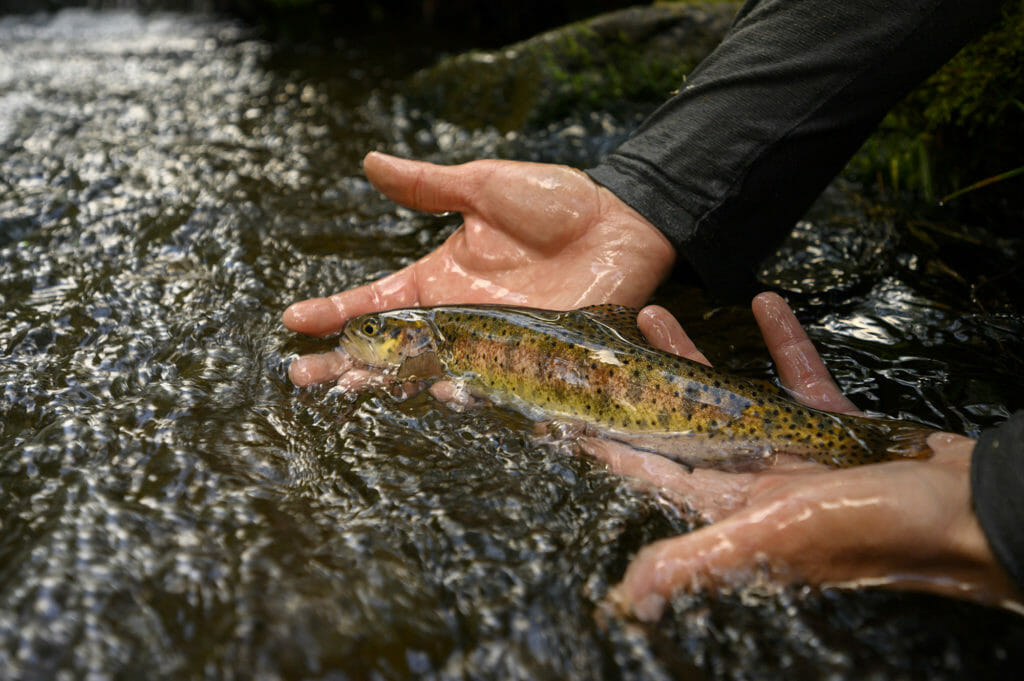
[539,24,692,117]
[848,1,1024,215]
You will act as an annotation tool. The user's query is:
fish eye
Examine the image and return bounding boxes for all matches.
[361,319,380,336]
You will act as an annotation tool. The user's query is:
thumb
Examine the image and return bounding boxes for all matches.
[363,151,483,214]
[609,527,736,621]
[610,505,804,621]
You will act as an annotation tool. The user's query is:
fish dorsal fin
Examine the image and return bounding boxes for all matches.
[744,376,793,400]
[576,304,649,346]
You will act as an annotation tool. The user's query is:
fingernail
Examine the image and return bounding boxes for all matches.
[292,299,344,337]
[609,585,667,622]
[282,300,314,325]
[632,592,667,622]
[288,359,312,387]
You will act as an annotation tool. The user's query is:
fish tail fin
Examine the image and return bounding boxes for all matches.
[832,414,936,467]
[849,416,935,463]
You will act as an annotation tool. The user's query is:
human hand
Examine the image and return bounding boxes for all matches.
[587,292,1023,618]
[284,152,675,386]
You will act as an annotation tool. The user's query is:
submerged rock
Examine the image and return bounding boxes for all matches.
[404,2,739,131]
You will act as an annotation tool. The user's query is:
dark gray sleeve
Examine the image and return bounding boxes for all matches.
[586,0,1006,299]
[971,412,1024,594]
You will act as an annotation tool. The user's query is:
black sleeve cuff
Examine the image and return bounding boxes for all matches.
[970,411,1024,593]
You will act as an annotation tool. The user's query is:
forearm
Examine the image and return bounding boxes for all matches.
[587,0,1006,298]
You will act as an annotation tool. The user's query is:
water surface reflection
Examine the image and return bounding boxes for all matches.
[1,9,1022,680]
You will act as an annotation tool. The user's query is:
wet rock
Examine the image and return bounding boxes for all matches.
[403,2,739,132]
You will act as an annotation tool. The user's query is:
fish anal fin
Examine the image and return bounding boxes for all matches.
[603,430,776,472]
[536,417,588,440]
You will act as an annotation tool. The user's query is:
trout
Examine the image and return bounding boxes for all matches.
[338,304,934,469]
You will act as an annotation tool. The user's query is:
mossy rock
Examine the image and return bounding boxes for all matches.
[403,2,739,132]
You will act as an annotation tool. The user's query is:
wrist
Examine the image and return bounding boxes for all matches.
[591,179,676,272]
[929,433,1024,611]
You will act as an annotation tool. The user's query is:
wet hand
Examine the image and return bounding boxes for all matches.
[284,152,675,386]
[587,292,1022,618]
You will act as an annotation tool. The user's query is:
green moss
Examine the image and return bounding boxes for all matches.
[535,24,694,122]
[403,3,739,132]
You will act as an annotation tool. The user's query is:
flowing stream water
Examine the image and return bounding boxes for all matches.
[2,9,1024,680]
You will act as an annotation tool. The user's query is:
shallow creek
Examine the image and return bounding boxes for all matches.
[1,9,1023,680]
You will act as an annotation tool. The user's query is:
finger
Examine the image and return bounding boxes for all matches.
[751,292,860,414]
[288,351,356,387]
[581,437,753,521]
[335,367,407,393]
[637,305,711,366]
[282,268,420,337]
[428,379,483,410]
[363,151,485,214]
[610,504,806,621]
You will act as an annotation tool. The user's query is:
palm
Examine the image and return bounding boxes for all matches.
[282,152,674,337]
[590,295,1018,618]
